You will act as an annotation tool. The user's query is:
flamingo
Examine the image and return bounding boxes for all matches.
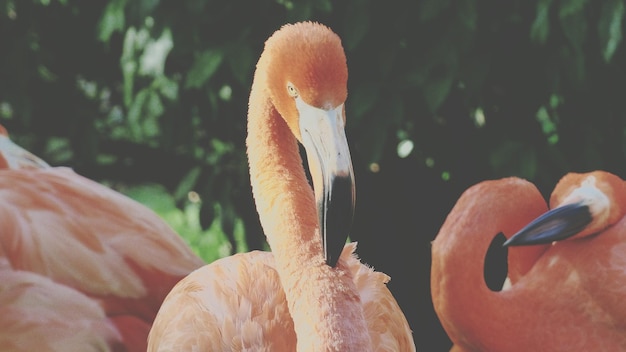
[147,22,415,351]
[0,270,131,351]
[0,125,205,351]
[431,172,626,351]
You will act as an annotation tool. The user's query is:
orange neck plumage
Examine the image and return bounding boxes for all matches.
[246,22,371,352]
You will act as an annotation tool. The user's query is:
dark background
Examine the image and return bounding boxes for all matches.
[2,0,626,350]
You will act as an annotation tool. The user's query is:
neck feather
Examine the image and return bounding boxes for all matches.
[431,178,549,350]
[246,73,371,351]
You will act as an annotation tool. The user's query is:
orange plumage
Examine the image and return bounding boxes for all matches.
[148,22,415,351]
[0,127,204,351]
[431,172,626,351]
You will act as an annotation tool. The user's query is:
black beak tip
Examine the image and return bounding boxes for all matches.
[321,175,354,267]
[503,203,592,247]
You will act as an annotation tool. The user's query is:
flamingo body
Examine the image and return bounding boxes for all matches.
[0,128,204,351]
[150,243,412,351]
[149,251,294,351]
[1,167,202,314]
[148,22,414,351]
[432,174,626,351]
[0,270,129,351]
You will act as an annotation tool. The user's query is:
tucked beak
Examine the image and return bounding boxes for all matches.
[503,202,593,246]
[297,97,355,267]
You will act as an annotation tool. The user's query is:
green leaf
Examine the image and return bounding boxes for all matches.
[122,184,233,263]
[44,137,72,163]
[559,0,588,52]
[145,90,163,119]
[37,65,57,82]
[121,27,138,107]
[530,0,553,45]
[121,27,137,63]
[155,75,179,101]
[123,183,176,214]
[536,105,559,145]
[127,88,150,139]
[342,0,370,51]
[142,115,160,140]
[121,60,136,107]
[139,28,173,77]
[419,0,451,22]
[598,0,625,63]
[185,49,224,89]
[127,89,164,141]
[98,0,127,43]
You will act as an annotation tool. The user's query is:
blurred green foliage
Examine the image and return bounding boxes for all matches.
[120,183,247,263]
[2,0,626,349]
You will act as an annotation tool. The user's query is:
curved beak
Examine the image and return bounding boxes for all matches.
[298,97,355,267]
[503,202,593,246]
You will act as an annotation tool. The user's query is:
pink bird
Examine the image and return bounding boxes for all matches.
[432,171,626,351]
[147,22,415,351]
[0,125,204,351]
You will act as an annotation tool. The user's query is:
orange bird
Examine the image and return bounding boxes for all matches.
[0,270,126,351]
[0,125,204,351]
[147,22,414,351]
[431,171,626,351]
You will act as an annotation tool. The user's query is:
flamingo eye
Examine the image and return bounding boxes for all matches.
[287,82,299,98]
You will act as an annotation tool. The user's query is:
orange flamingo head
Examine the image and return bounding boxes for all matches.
[261,22,348,140]
[255,22,354,267]
[505,171,626,246]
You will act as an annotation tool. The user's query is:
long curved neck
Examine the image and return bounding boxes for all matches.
[431,178,549,350]
[246,74,371,351]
